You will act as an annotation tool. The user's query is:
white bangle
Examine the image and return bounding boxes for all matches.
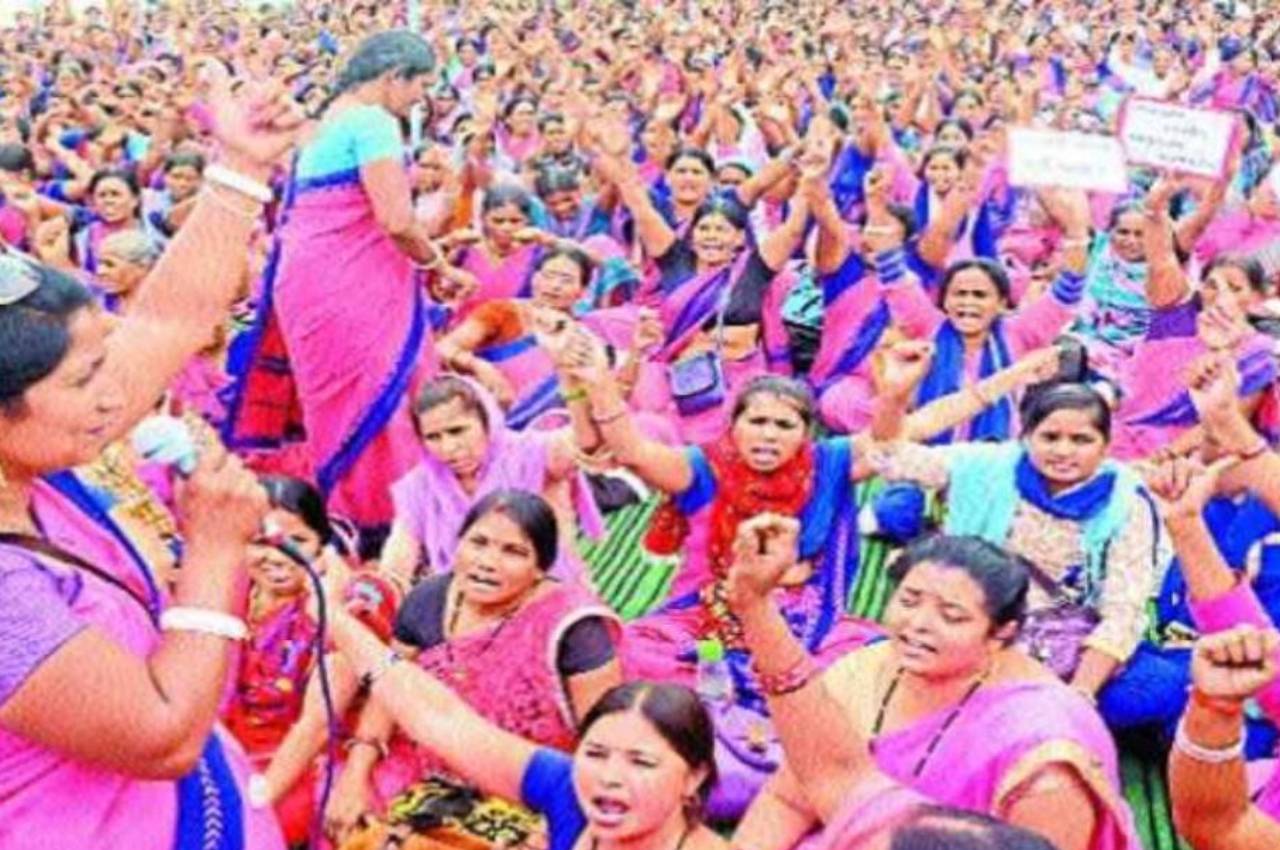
[1173,717,1245,764]
[246,774,270,809]
[159,606,249,641]
[203,164,273,204]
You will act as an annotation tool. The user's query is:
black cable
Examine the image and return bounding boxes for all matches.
[268,536,338,850]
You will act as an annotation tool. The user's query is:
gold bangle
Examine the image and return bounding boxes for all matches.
[562,386,589,404]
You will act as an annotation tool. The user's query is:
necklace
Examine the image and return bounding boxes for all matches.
[442,579,542,681]
[872,665,987,778]
[591,821,692,850]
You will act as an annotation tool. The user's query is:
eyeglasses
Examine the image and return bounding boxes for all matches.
[0,252,41,306]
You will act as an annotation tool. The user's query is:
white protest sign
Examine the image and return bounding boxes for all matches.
[1119,100,1236,179]
[1008,128,1129,193]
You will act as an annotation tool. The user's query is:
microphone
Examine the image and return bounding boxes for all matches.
[130,415,199,476]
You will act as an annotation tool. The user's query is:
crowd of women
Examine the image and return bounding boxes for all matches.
[3,0,1280,848]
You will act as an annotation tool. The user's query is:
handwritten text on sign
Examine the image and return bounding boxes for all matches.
[1120,100,1235,179]
[1008,129,1129,193]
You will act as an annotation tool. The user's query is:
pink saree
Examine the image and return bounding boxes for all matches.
[370,581,620,806]
[631,250,792,442]
[820,679,1138,850]
[0,473,283,850]
[226,169,438,530]
[389,379,601,583]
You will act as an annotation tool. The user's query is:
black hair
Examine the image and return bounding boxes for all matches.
[1205,253,1269,295]
[535,245,593,286]
[578,682,717,818]
[882,203,919,241]
[163,150,206,174]
[0,143,35,178]
[920,145,969,178]
[260,475,333,546]
[88,167,141,201]
[480,183,536,220]
[1019,381,1113,441]
[537,111,567,133]
[888,535,1031,630]
[534,167,582,198]
[502,95,539,121]
[459,488,558,572]
[939,257,1012,305]
[934,117,975,142]
[1108,200,1146,230]
[891,805,1056,850]
[731,376,816,429]
[691,191,752,233]
[664,146,716,176]
[413,375,490,432]
[318,30,435,117]
[0,259,95,413]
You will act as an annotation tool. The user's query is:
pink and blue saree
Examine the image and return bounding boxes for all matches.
[225,106,438,530]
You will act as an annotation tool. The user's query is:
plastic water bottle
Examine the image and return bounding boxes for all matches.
[695,638,734,705]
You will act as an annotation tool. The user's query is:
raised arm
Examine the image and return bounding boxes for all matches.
[1170,626,1280,850]
[1143,176,1192,309]
[555,327,694,495]
[105,73,304,440]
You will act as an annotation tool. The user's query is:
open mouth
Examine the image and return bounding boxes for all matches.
[897,634,936,658]
[588,796,630,827]
[464,573,501,591]
[748,446,780,465]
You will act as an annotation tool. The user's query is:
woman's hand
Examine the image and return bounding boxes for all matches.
[178,441,270,559]
[631,307,663,355]
[1190,625,1280,704]
[875,339,936,400]
[726,513,801,609]
[202,61,305,174]
[324,764,376,845]
[555,324,613,388]
[32,215,71,265]
[1186,352,1241,426]
[1145,455,1237,523]
[1196,304,1248,354]
[474,362,516,409]
[1011,345,1062,386]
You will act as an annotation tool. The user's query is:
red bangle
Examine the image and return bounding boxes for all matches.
[752,655,818,697]
[1190,687,1246,718]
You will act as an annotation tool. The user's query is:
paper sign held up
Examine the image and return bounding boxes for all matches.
[1119,99,1236,179]
[1008,128,1129,193]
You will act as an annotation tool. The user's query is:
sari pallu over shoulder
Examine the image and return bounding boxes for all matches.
[819,669,1138,850]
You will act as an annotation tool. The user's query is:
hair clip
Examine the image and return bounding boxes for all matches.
[0,253,41,307]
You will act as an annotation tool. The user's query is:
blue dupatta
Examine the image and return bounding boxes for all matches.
[916,318,1013,444]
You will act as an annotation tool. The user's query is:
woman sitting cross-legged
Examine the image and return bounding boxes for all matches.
[322,596,728,850]
[726,522,1139,850]
[261,490,623,848]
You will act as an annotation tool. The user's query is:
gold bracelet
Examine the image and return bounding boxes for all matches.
[562,386,589,404]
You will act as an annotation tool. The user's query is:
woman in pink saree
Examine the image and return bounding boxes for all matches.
[0,68,296,850]
[729,530,1137,850]
[1112,222,1279,459]
[595,141,825,442]
[226,32,441,535]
